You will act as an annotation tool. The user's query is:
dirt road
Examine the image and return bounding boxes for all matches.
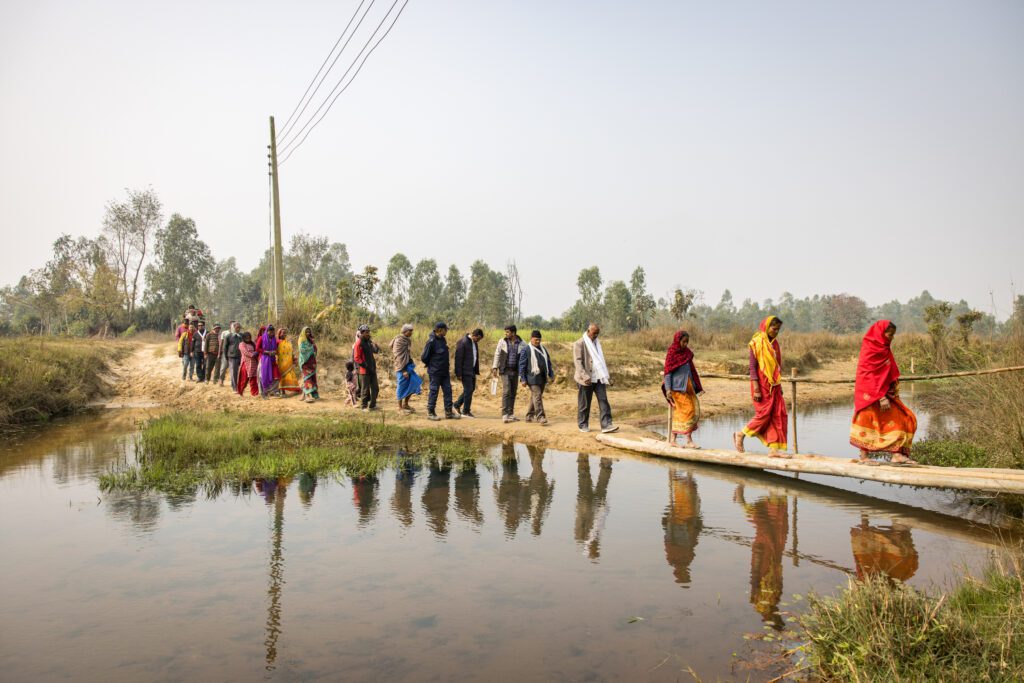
[111,343,857,455]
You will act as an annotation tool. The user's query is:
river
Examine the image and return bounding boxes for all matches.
[0,402,1004,682]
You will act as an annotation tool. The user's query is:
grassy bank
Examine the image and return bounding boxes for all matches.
[795,548,1024,681]
[100,412,486,496]
[0,337,125,428]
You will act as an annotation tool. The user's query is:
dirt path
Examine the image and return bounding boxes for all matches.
[111,343,857,456]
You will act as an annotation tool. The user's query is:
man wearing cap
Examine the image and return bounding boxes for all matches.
[421,322,459,421]
[453,328,483,418]
[353,324,380,411]
[491,324,524,424]
[519,330,554,425]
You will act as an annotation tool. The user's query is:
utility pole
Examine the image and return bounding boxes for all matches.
[268,116,286,319]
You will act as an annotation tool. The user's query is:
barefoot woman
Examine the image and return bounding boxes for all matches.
[662,330,704,448]
[850,320,918,465]
[734,316,789,457]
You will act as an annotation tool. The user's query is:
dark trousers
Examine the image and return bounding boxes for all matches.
[228,357,241,391]
[427,373,453,415]
[577,382,612,429]
[501,370,518,416]
[195,353,206,382]
[360,371,379,409]
[454,375,476,414]
[205,353,217,382]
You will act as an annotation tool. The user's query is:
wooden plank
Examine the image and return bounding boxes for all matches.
[699,364,1024,384]
[595,434,1024,495]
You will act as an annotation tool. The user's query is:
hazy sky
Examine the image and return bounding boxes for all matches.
[2,1,1022,318]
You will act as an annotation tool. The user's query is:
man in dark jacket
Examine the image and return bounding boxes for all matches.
[354,324,380,410]
[421,321,459,421]
[518,330,554,425]
[223,322,243,391]
[453,328,484,418]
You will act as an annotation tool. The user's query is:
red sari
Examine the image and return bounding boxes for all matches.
[850,320,917,455]
[743,316,788,451]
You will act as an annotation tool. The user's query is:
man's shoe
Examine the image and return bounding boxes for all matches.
[427,413,441,421]
[601,425,619,434]
[446,412,461,420]
[539,417,548,425]
[508,416,520,422]
[579,425,590,433]
[502,415,510,423]
[525,416,534,423]
[461,412,475,419]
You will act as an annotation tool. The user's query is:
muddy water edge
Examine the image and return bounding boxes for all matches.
[0,408,1009,682]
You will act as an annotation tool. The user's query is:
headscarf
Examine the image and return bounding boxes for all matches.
[854,320,900,411]
[749,316,781,387]
[277,327,288,340]
[299,326,316,366]
[261,326,279,354]
[664,330,694,375]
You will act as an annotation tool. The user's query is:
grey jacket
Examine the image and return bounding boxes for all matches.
[573,336,611,386]
[491,336,523,373]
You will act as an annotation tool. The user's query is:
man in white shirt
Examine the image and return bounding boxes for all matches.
[572,323,618,433]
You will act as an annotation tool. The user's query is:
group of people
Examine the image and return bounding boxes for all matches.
[661,315,918,464]
[175,304,918,462]
[175,307,320,402]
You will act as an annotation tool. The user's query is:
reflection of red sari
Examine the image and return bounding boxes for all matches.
[745,495,788,628]
[851,522,918,582]
[743,316,788,450]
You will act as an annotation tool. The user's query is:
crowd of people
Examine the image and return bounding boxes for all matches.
[174,305,918,462]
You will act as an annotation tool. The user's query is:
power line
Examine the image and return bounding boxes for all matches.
[278,0,376,144]
[279,0,409,165]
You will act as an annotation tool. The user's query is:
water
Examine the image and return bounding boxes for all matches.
[0,410,1003,682]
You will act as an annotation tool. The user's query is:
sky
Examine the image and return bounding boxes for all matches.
[1,0,1022,319]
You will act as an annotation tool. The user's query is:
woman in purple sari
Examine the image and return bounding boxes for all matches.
[259,324,281,398]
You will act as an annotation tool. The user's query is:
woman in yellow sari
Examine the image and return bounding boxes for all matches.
[276,328,301,396]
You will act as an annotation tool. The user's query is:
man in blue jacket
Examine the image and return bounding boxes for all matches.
[518,330,554,425]
[421,321,460,421]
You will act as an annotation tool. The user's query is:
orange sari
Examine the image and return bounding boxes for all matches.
[849,385,917,455]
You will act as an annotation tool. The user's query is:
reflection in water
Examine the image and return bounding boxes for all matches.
[735,485,788,629]
[492,445,556,537]
[454,464,483,527]
[662,470,703,586]
[575,455,612,560]
[421,460,451,537]
[298,473,317,508]
[352,475,380,528]
[392,456,420,527]
[851,516,919,582]
[525,445,555,536]
[105,490,162,532]
[259,477,290,671]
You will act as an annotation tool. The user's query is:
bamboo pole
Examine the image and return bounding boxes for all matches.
[790,367,798,454]
[666,402,673,444]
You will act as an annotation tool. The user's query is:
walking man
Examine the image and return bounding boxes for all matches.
[573,323,618,433]
[223,322,243,390]
[194,321,209,382]
[215,321,235,384]
[353,324,380,411]
[491,324,523,424]
[519,330,554,425]
[204,324,221,383]
[454,328,483,418]
[178,321,197,380]
[421,321,459,421]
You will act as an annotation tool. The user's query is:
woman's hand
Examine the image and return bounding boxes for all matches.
[402,371,409,379]
[697,391,705,397]
[880,396,891,411]
[753,390,763,402]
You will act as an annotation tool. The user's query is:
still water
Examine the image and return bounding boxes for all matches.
[0,409,1002,682]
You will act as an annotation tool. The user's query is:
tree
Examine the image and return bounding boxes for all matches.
[352,265,380,313]
[628,267,656,330]
[379,253,413,321]
[670,288,696,322]
[923,301,953,370]
[440,265,466,321]
[404,259,444,322]
[822,294,869,334]
[955,310,985,345]
[603,280,633,332]
[283,233,350,299]
[101,188,162,324]
[506,261,524,324]
[142,214,215,328]
[463,260,510,326]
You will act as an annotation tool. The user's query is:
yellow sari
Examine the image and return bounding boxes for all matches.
[277,339,301,394]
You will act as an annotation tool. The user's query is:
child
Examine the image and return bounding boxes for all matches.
[345,360,358,406]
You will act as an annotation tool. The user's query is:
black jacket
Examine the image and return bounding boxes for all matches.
[453,335,479,379]
[420,333,451,377]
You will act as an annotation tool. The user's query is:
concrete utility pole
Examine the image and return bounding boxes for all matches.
[268,116,286,319]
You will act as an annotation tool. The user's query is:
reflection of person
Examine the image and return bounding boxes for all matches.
[351,475,379,528]
[525,445,554,536]
[454,463,484,526]
[851,321,918,465]
[298,473,317,508]
[391,455,420,527]
[421,459,451,536]
[734,316,789,457]
[493,446,527,536]
[662,470,702,585]
[662,331,704,448]
[850,516,919,582]
[575,455,613,559]
[735,485,788,629]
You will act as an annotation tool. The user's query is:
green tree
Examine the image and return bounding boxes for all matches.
[603,280,633,332]
[463,260,509,326]
[440,265,466,321]
[404,259,443,322]
[822,294,869,334]
[628,267,656,330]
[923,301,953,370]
[670,288,696,322]
[379,253,413,322]
[101,187,162,323]
[142,214,215,329]
[955,310,984,345]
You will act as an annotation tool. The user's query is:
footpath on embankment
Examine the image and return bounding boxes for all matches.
[108,342,857,457]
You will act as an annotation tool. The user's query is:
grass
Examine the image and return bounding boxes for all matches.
[0,337,127,428]
[796,546,1024,682]
[914,437,992,469]
[99,412,488,496]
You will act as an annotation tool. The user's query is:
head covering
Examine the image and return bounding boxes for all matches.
[434,321,448,330]
[357,324,370,333]
[854,320,900,412]
[664,330,693,375]
[213,323,222,330]
[749,316,781,387]
[401,323,414,333]
[277,327,287,339]
[300,326,313,342]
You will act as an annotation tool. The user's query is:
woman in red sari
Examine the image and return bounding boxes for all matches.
[734,316,789,457]
[236,332,259,396]
[850,320,918,464]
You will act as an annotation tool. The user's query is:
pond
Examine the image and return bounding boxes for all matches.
[0,407,1004,682]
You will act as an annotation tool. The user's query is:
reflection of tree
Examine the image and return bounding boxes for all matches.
[391,455,420,528]
[454,463,483,527]
[298,473,317,508]
[736,485,788,629]
[421,460,451,537]
[105,490,162,532]
[351,475,380,528]
[850,516,919,582]
[575,456,612,560]
[662,470,702,586]
[525,445,554,536]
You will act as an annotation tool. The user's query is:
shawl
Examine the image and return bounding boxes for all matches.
[391,334,412,371]
[582,334,610,383]
[664,331,694,375]
[527,343,551,377]
[298,327,317,368]
[854,320,900,412]
[749,316,781,387]
[237,341,257,395]
[261,328,279,355]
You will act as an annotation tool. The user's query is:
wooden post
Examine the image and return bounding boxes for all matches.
[790,367,799,454]
[666,403,673,444]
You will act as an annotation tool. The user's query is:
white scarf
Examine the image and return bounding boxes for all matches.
[582,334,609,383]
[528,343,549,376]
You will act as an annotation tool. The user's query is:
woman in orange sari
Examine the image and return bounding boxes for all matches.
[850,320,918,464]
[734,316,789,457]
[276,327,301,396]
[662,330,704,448]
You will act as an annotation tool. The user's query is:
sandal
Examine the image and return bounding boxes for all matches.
[852,458,882,467]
